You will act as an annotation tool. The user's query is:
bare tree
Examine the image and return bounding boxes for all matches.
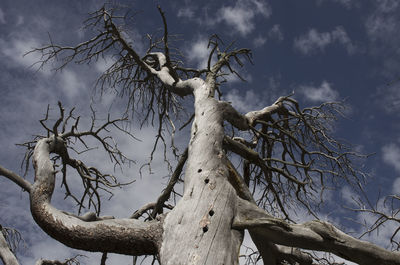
[1,4,400,265]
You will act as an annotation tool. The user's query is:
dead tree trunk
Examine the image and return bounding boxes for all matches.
[160,79,243,264]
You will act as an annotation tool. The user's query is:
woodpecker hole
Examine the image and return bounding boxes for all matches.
[209,210,214,216]
[203,225,208,233]
[204,178,209,184]
[198,169,202,173]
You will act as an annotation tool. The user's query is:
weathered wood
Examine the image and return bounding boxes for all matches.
[159,79,243,264]
[30,137,163,256]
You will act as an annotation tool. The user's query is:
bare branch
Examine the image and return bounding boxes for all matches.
[352,194,400,249]
[150,148,188,219]
[233,198,400,265]
[0,165,32,193]
[205,36,252,94]
[30,137,163,256]
[35,255,84,265]
[0,226,20,265]
[19,103,136,215]
[223,96,367,218]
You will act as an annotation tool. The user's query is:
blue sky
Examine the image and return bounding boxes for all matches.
[0,0,400,264]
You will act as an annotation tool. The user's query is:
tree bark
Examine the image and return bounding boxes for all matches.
[159,79,243,264]
[234,198,400,265]
[30,137,163,256]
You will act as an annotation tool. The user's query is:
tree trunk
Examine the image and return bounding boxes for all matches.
[159,79,243,264]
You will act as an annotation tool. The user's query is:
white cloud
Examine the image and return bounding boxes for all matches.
[218,0,271,36]
[331,26,356,53]
[366,14,397,42]
[382,143,400,173]
[356,197,400,248]
[224,76,284,113]
[177,7,195,19]
[392,177,400,193]
[376,0,399,13]
[176,0,272,36]
[375,82,400,114]
[59,69,86,100]
[294,28,331,54]
[253,25,283,48]
[253,35,267,47]
[294,26,355,55]
[298,80,339,102]
[365,0,400,77]
[341,186,358,206]
[0,37,46,70]
[268,24,284,41]
[16,15,24,26]
[225,89,261,113]
[0,8,6,24]
[185,38,212,69]
[94,56,115,73]
[317,0,358,9]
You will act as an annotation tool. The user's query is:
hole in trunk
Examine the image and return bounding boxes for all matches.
[203,225,208,233]
[209,210,214,216]
[198,169,202,173]
[204,178,209,184]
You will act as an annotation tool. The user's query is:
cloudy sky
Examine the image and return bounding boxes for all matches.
[0,0,400,264]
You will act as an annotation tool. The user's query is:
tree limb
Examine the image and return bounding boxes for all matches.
[244,95,287,126]
[29,137,163,256]
[35,256,81,265]
[0,165,32,193]
[150,148,188,219]
[233,198,400,265]
[225,159,311,265]
[223,97,367,220]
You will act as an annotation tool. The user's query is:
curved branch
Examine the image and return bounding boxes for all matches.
[220,101,249,130]
[0,165,32,193]
[30,137,163,256]
[233,198,400,265]
[244,95,287,126]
